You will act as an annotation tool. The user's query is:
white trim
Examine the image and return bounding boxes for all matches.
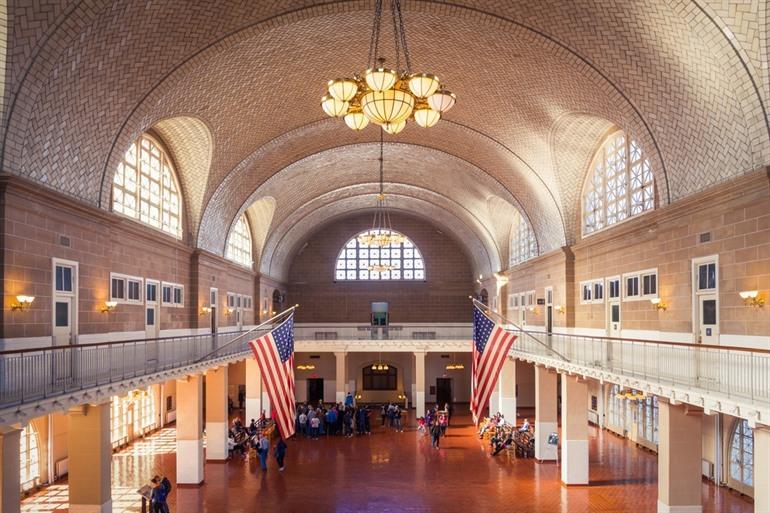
[691,255,719,344]
[145,279,160,305]
[606,276,621,300]
[719,334,769,350]
[52,258,79,344]
[622,268,658,301]
[109,272,143,304]
[161,281,184,308]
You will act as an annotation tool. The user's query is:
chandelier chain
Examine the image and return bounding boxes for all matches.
[379,127,384,195]
[368,0,383,68]
[391,0,401,72]
[394,0,412,73]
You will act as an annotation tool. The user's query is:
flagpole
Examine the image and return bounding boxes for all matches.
[470,296,570,362]
[193,304,299,363]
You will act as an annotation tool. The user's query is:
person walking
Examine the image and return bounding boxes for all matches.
[430,420,442,449]
[274,437,287,471]
[257,433,270,471]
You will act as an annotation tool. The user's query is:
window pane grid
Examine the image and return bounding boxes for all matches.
[112,135,182,238]
[730,419,754,487]
[335,230,424,281]
[225,215,253,267]
[583,132,654,235]
[509,213,538,267]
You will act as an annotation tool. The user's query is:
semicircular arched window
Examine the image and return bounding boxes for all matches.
[730,419,754,487]
[225,214,253,268]
[582,131,655,235]
[335,229,424,281]
[112,134,183,238]
[509,212,537,267]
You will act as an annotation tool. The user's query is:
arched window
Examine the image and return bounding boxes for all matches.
[20,424,40,491]
[509,212,537,267]
[334,230,424,281]
[225,214,253,267]
[582,131,654,235]
[113,134,183,238]
[730,419,754,487]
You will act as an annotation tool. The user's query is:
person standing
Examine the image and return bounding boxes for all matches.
[274,437,287,471]
[298,410,308,437]
[257,433,270,471]
[150,476,169,513]
[345,392,354,408]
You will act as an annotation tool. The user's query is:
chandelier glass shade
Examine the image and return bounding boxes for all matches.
[321,0,455,133]
[372,352,389,371]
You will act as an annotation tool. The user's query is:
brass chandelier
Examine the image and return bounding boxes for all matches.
[321,0,456,134]
[372,351,389,371]
[358,129,404,276]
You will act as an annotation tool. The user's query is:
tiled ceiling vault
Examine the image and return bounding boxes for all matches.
[2,1,768,278]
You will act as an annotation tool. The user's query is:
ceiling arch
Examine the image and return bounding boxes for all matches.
[1,0,768,262]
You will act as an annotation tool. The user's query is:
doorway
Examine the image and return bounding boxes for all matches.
[145,280,160,339]
[545,287,554,334]
[692,256,719,344]
[209,288,218,334]
[436,378,452,408]
[52,259,77,346]
[307,378,324,405]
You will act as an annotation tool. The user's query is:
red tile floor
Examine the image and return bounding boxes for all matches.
[23,409,754,513]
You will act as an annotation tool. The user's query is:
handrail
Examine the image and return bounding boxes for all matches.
[0,328,257,356]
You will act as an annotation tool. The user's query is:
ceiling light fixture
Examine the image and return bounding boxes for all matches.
[322,0,455,132]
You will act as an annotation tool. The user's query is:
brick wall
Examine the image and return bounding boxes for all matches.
[287,213,473,323]
[0,177,258,345]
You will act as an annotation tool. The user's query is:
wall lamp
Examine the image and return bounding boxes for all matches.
[11,295,35,311]
[100,301,117,314]
[199,305,212,316]
[554,305,566,314]
[739,290,765,307]
[226,307,235,316]
[650,298,667,311]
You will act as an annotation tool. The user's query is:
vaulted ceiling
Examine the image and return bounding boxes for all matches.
[2,0,768,279]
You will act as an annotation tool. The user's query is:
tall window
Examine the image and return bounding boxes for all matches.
[509,213,537,267]
[20,424,40,491]
[583,131,654,235]
[113,134,183,238]
[110,387,158,448]
[334,230,425,281]
[225,214,253,267]
[363,365,398,390]
[730,419,754,487]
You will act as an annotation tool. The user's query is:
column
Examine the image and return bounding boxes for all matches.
[0,426,21,513]
[335,352,347,404]
[535,366,558,461]
[657,401,703,513]
[205,366,228,461]
[244,358,262,422]
[755,426,770,513]
[498,358,516,423]
[561,374,589,485]
[68,403,111,513]
[488,387,499,417]
[414,351,426,418]
[177,374,204,484]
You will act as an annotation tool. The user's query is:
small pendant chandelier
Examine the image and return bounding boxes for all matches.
[372,351,389,371]
[358,129,405,274]
[321,0,456,133]
[445,353,465,370]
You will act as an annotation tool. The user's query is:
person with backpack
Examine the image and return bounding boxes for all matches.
[274,437,287,471]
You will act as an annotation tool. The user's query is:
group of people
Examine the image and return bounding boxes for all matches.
[479,412,534,456]
[417,403,451,448]
[226,416,288,471]
[379,402,405,431]
[296,400,373,437]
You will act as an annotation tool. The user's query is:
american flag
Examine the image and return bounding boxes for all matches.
[248,312,296,439]
[470,304,517,425]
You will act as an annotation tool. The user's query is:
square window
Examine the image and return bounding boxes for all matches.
[111,277,126,300]
[173,287,183,305]
[415,270,425,280]
[162,286,172,304]
[626,276,639,297]
[56,265,73,292]
[642,273,657,296]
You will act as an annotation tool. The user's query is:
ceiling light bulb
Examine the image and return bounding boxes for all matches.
[408,73,440,98]
[321,95,350,117]
[427,89,456,113]
[327,78,359,101]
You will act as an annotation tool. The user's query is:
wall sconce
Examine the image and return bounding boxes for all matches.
[100,301,117,314]
[226,307,235,316]
[650,298,667,311]
[200,305,212,316]
[554,305,566,314]
[527,306,537,313]
[739,290,765,307]
[11,295,36,311]
[494,272,509,286]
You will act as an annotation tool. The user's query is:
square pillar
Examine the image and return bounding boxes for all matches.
[498,358,516,422]
[205,366,228,461]
[414,352,426,418]
[177,374,204,484]
[245,358,262,422]
[0,426,21,513]
[535,366,558,461]
[335,352,347,404]
[488,387,499,417]
[561,375,589,485]
[755,426,770,513]
[657,401,703,513]
[68,402,111,513]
